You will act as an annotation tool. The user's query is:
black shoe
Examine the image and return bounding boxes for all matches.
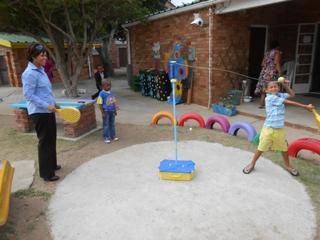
[55,165,61,171]
[43,175,60,182]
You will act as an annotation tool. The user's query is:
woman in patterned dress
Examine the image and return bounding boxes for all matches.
[255,40,282,108]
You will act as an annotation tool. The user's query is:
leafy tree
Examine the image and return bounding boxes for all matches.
[0,0,154,97]
[97,0,168,77]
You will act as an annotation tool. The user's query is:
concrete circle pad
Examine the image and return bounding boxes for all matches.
[48,141,316,240]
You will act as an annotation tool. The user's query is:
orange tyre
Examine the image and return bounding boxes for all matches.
[151,111,176,125]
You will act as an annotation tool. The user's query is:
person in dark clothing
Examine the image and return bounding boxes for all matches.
[91,65,106,99]
[22,43,61,182]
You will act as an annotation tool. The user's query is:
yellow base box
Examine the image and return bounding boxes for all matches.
[159,171,195,181]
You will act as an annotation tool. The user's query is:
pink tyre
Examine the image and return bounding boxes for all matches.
[205,115,230,133]
[178,112,206,128]
[288,138,320,157]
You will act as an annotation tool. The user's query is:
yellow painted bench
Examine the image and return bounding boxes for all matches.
[0,160,14,226]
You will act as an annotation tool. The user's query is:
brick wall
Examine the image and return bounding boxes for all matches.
[110,41,118,68]
[63,104,97,138]
[91,44,126,71]
[130,8,211,106]
[0,46,17,87]
[14,109,34,132]
[13,104,97,138]
[128,0,320,106]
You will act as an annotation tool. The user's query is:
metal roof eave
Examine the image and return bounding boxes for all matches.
[215,0,292,14]
[122,0,225,28]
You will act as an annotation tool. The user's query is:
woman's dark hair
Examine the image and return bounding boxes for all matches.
[27,43,46,62]
[270,40,280,49]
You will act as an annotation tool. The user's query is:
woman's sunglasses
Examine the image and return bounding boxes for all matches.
[33,44,44,51]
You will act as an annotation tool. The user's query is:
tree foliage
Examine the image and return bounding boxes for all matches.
[0,0,158,96]
[96,0,168,76]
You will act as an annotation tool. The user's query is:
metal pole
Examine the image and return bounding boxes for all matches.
[169,61,178,162]
[208,7,213,109]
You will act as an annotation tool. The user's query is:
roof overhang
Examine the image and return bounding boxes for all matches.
[215,0,292,14]
[0,40,102,49]
[122,0,224,28]
[122,0,292,28]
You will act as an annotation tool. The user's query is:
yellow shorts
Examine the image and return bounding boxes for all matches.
[258,127,288,152]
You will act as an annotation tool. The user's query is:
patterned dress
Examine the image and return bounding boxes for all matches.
[255,49,280,95]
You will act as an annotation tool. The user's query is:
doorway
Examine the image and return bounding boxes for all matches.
[0,56,9,85]
[311,23,320,93]
[118,47,128,68]
[248,26,267,96]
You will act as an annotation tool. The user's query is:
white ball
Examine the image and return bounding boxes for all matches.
[189,127,193,131]
[278,77,285,83]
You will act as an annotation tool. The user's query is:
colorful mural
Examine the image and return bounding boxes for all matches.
[167,43,189,104]
[148,41,196,104]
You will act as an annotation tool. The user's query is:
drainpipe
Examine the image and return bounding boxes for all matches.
[122,26,131,65]
[123,26,132,86]
[208,7,213,108]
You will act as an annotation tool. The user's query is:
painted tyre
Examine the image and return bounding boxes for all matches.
[228,121,257,142]
[205,115,230,133]
[151,111,176,125]
[178,112,206,128]
[288,138,320,157]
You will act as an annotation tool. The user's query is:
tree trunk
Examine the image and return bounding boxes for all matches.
[97,46,114,77]
[98,29,116,77]
[70,58,86,97]
[104,55,114,77]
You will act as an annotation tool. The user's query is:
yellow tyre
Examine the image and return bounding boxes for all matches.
[151,111,176,125]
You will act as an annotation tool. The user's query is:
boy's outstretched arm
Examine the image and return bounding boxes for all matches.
[284,99,314,111]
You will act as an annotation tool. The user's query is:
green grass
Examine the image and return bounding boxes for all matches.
[0,127,87,162]
[13,188,52,201]
[0,219,15,240]
[0,124,319,238]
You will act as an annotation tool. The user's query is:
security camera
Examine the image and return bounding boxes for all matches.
[191,13,204,27]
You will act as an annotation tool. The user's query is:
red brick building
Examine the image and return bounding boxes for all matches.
[123,0,320,107]
[0,33,102,87]
[109,40,128,68]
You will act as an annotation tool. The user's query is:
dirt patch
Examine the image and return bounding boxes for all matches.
[0,114,319,240]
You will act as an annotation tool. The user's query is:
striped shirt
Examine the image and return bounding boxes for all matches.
[264,93,289,128]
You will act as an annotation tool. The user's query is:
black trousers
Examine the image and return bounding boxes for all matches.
[30,113,57,178]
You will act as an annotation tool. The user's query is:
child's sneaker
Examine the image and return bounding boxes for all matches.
[113,137,119,141]
[104,139,111,144]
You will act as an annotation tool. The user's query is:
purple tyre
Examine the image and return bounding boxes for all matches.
[205,115,230,133]
[228,121,257,141]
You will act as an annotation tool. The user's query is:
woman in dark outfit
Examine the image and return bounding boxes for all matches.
[22,43,61,181]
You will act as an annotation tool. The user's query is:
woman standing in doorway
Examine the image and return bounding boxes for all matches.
[255,40,282,108]
[22,43,61,182]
